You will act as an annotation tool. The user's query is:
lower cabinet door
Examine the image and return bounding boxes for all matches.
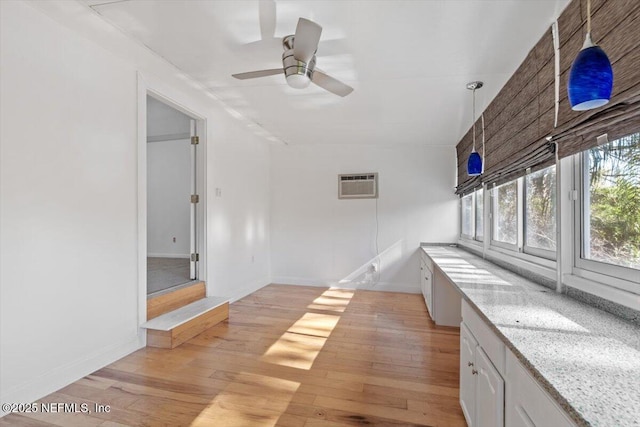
[507,403,537,427]
[475,346,505,427]
[423,270,433,317]
[505,350,576,427]
[460,323,477,427]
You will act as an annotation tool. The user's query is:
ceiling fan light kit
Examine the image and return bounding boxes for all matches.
[466,81,483,177]
[567,0,613,111]
[282,36,316,89]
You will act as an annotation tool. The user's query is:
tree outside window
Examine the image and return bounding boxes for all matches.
[461,193,474,237]
[525,166,556,252]
[493,181,517,245]
[584,132,640,269]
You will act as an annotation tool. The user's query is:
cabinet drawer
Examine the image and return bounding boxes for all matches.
[462,300,505,376]
[505,350,576,427]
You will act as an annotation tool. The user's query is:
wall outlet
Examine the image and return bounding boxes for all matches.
[172,237,176,243]
[215,187,222,197]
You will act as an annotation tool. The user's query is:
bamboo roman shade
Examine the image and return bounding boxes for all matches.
[456,0,640,195]
[455,26,556,195]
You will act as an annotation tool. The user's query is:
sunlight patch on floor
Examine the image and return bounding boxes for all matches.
[262,313,339,369]
[307,288,355,313]
[263,288,353,369]
[287,312,341,337]
[192,288,356,425]
[191,372,300,427]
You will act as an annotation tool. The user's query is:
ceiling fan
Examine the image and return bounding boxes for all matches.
[232,18,354,97]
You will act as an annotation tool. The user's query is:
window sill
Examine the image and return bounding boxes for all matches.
[458,239,557,289]
[457,236,483,250]
[564,272,640,312]
[456,239,639,321]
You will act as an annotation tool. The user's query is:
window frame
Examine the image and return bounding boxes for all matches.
[460,188,484,243]
[489,180,520,252]
[572,149,639,285]
[522,165,557,260]
[460,192,475,240]
[475,188,484,242]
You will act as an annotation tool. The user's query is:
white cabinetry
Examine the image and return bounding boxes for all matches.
[505,350,576,427]
[420,253,434,317]
[476,345,505,427]
[420,250,461,326]
[460,300,576,427]
[460,323,477,425]
[460,301,505,427]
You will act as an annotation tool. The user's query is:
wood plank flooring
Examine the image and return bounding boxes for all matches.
[1,284,466,427]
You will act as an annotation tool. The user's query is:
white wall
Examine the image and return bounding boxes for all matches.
[270,144,459,293]
[147,139,191,257]
[0,0,139,406]
[0,0,271,408]
[208,127,272,300]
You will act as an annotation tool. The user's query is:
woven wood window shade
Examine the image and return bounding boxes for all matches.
[455,0,640,195]
[551,0,640,156]
[456,27,556,195]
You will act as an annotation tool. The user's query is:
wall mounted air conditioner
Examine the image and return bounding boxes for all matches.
[338,173,378,199]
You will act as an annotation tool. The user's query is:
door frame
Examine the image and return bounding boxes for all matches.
[136,72,207,337]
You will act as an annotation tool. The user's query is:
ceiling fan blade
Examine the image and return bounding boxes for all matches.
[232,69,283,80]
[293,18,322,62]
[312,69,354,97]
[259,0,276,40]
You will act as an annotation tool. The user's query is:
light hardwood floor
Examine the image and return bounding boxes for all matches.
[1,285,466,427]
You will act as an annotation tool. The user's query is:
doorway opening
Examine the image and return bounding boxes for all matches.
[146,95,200,295]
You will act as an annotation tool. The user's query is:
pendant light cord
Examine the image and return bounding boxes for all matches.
[472,87,476,152]
[481,112,485,172]
[587,0,591,34]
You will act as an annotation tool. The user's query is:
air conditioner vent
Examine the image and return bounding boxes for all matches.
[338,173,378,199]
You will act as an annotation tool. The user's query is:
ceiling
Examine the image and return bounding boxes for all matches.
[86,0,569,147]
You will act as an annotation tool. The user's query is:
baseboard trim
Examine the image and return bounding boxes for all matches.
[271,277,420,294]
[0,335,143,417]
[214,279,271,304]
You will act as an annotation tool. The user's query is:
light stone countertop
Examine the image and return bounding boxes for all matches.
[421,245,640,427]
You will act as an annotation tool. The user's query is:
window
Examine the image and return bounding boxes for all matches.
[485,167,557,258]
[492,181,518,247]
[458,131,639,306]
[577,132,640,277]
[475,188,484,241]
[458,133,638,303]
[461,193,474,238]
[524,166,556,256]
[461,189,483,241]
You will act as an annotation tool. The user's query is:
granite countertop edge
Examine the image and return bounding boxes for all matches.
[420,244,640,427]
[455,280,586,427]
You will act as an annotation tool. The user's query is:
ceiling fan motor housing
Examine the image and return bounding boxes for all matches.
[282,35,316,89]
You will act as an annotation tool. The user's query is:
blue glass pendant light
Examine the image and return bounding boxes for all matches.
[467,81,483,176]
[567,0,613,111]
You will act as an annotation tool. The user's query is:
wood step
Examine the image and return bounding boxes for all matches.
[147,281,206,320]
[142,296,229,349]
